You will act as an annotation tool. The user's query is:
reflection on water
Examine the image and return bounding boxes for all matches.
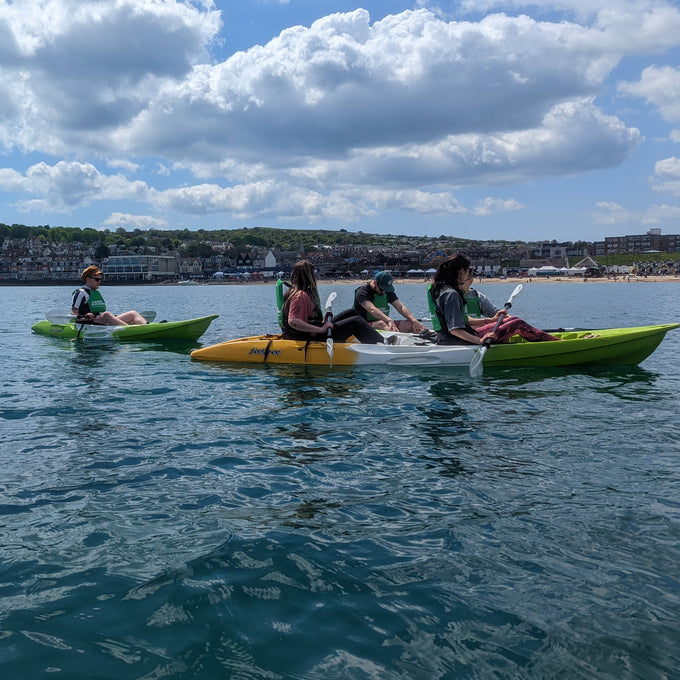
[272,366,359,408]
[484,363,659,389]
[127,339,201,354]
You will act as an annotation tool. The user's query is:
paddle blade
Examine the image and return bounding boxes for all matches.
[509,283,523,301]
[324,292,337,312]
[46,310,77,325]
[326,338,334,367]
[469,345,487,378]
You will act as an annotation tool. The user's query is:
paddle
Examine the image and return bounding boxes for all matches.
[46,310,157,324]
[469,284,523,378]
[324,292,337,366]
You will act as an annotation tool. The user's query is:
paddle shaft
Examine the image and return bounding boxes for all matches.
[469,284,523,378]
[486,306,510,342]
[481,283,523,347]
[471,306,509,366]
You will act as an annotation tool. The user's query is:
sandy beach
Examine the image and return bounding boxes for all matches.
[322,274,680,286]
[181,273,680,286]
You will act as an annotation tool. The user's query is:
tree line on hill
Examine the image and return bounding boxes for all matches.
[0,222,506,257]
[1,222,677,267]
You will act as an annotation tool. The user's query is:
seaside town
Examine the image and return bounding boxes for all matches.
[1,222,680,284]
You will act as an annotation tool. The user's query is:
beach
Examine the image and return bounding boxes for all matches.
[320,274,680,286]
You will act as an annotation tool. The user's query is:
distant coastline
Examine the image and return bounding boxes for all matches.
[3,274,679,286]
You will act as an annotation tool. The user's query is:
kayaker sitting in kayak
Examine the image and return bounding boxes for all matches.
[334,271,427,335]
[430,255,560,345]
[71,266,147,326]
[282,261,393,345]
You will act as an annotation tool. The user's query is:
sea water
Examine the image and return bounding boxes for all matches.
[1,281,679,679]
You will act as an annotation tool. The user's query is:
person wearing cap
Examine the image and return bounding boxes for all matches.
[71,266,147,326]
[349,271,426,334]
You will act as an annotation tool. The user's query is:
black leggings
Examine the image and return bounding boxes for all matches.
[284,315,384,344]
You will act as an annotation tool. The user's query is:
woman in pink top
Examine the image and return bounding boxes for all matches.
[282,261,388,344]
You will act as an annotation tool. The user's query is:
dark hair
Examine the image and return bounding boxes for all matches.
[284,260,320,310]
[431,255,471,302]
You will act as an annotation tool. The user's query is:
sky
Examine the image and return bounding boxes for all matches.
[2,0,680,243]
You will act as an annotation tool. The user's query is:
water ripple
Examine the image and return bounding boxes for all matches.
[2,285,680,678]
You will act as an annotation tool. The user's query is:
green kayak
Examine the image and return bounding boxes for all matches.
[482,323,679,368]
[32,314,218,342]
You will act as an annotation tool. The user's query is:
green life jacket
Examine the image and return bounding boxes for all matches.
[75,287,106,314]
[276,279,285,329]
[359,287,389,322]
[464,294,481,318]
[426,285,442,331]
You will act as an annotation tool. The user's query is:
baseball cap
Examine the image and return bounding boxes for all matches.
[81,265,103,281]
[375,271,395,293]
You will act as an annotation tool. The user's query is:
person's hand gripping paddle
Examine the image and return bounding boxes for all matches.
[324,292,337,366]
[469,284,523,378]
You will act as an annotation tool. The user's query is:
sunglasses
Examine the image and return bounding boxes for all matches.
[89,276,102,282]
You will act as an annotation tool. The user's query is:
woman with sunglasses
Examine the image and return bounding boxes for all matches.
[71,266,147,326]
[430,255,559,345]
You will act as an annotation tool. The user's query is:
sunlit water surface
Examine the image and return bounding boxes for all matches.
[1,282,679,679]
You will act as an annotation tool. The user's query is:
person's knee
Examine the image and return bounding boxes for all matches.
[95,312,115,325]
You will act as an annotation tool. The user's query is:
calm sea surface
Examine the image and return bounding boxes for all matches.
[1,281,679,679]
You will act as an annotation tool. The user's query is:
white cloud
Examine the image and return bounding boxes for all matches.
[460,0,680,46]
[591,201,638,224]
[591,199,680,226]
[654,156,680,179]
[472,197,524,216]
[0,0,221,153]
[314,98,639,190]
[0,168,26,191]
[107,159,140,173]
[0,160,150,212]
[125,9,623,163]
[0,1,679,227]
[619,66,680,122]
[652,156,680,195]
[103,212,170,229]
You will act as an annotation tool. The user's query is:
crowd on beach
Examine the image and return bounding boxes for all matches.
[316,272,680,286]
